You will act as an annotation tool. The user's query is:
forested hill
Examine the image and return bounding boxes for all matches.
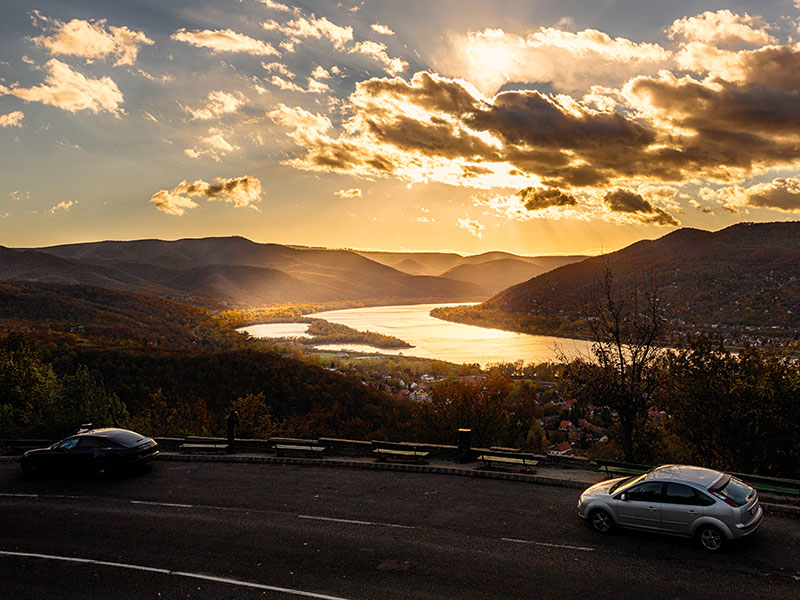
[0,237,485,308]
[477,221,800,337]
[440,257,584,295]
[0,280,237,347]
[0,281,411,441]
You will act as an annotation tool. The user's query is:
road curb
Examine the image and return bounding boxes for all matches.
[158,453,606,491]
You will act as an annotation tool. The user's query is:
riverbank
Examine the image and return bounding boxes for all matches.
[430,304,593,341]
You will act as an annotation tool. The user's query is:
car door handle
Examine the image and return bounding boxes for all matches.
[687,510,698,514]
[647,506,658,511]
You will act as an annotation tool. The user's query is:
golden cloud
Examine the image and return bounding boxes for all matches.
[371,24,395,36]
[457,217,484,238]
[442,27,670,95]
[258,0,290,11]
[262,15,353,50]
[32,16,154,66]
[349,41,407,75]
[262,61,295,78]
[668,10,774,46]
[334,188,362,198]
[263,10,800,225]
[701,178,800,213]
[0,59,123,114]
[0,111,24,127]
[181,90,245,120]
[172,28,279,56]
[149,175,262,216]
[46,200,75,215]
[269,75,331,94]
[184,128,239,162]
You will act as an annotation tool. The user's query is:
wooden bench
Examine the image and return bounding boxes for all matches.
[477,449,539,472]
[179,437,228,454]
[730,472,800,497]
[269,438,326,458]
[596,459,652,478]
[371,441,429,463]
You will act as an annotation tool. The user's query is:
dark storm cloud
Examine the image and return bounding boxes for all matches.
[518,186,577,210]
[604,189,679,225]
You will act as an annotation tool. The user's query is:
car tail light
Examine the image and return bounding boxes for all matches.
[709,489,739,507]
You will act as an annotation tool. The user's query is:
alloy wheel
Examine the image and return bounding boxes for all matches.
[591,510,612,533]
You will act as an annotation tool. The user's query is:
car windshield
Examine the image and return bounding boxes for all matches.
[53,437,79,450]
[712,476,755,506]
[610,472,647,493]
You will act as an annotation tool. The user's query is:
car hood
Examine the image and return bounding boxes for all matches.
[23,447,52,458]
[581,478,626,499]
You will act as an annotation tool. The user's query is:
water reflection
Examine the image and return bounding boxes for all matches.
[242,322,311,339]
[242,303,593,367]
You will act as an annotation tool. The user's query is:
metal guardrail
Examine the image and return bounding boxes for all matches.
[2,436,797,497]
[595,459,800,497]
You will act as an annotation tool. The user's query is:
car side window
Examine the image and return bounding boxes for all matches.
[56,437,80,450]
[76,436,101,448]
[664,483,700,505]
[626,482,663,502]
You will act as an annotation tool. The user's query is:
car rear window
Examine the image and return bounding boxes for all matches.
[711,476,755,507]
[106,430,146,446]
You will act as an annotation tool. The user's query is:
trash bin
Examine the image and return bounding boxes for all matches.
[457,428,472,463]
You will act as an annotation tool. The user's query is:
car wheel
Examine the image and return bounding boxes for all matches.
[589,509,614,533]
[94,459,110,477]
[697,525,725,552]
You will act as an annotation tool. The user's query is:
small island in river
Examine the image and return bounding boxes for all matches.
[300,318,413,349]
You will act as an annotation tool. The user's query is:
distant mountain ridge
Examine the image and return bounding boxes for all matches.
[440,256,586,295]
[0,237,486,307]
[356,249,585,278]
[483,221,800,337]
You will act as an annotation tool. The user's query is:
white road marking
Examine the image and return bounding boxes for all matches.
[0,551,352,600]
[130,500,194,508]
[0,493,86,500]
[298,514,415,529]
[502,537,595,552]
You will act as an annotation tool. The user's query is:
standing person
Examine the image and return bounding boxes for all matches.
[226,410,239,452]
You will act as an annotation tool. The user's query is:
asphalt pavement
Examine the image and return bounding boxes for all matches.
[1,459,798,599]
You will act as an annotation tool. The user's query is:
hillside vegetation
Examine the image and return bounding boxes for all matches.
[436,222,800,342]
[0,281,412,441]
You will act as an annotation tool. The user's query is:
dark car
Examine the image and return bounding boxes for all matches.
[21,428,159,476]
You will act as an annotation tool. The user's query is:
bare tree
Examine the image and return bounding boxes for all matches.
[566,263,666,462]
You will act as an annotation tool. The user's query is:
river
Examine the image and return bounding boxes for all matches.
[240,303,594,367]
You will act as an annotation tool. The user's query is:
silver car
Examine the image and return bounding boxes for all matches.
[578,464,763,551]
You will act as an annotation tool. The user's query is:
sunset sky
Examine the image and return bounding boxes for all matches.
[2,0,800,255]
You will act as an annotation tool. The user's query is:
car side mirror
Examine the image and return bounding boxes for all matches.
[618,493,627,501]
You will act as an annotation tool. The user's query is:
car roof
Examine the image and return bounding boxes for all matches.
[645,464,724,488]
[78,428,142,440]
